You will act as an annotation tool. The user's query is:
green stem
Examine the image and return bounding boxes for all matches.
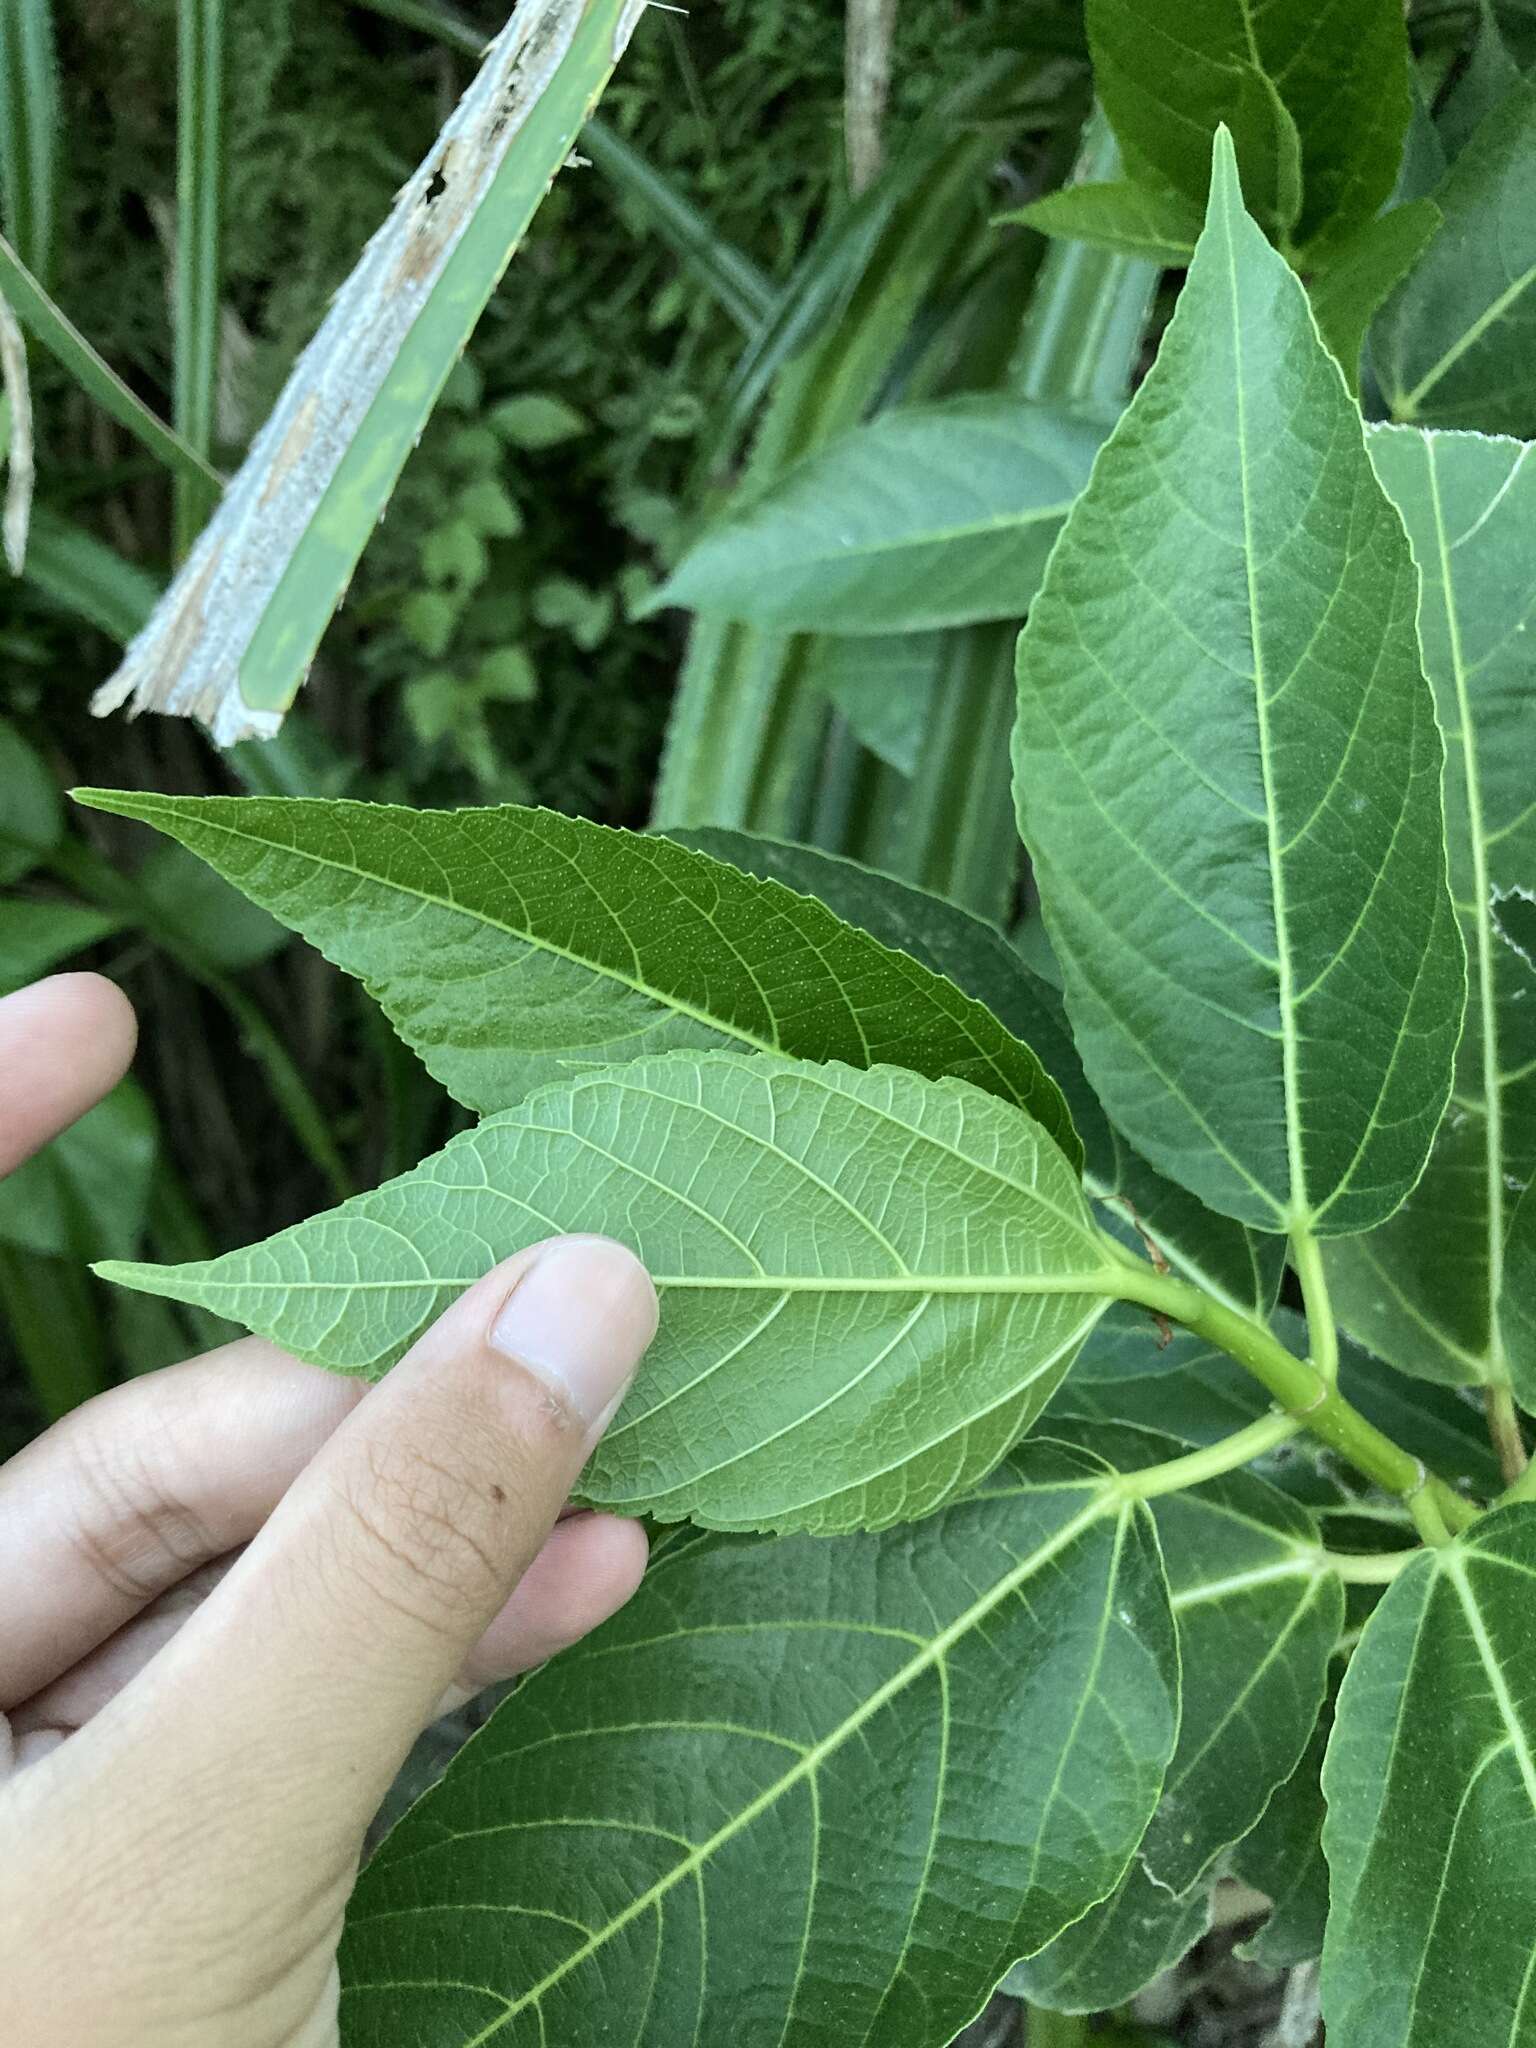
[1289,1225,1339,1385]
[1115,1259,1480,1532]
[1023,2005,1087,2047]
[1118,1411,1301,1499]
[1485,1382,1529,1488]
[1409,1485,1453,1548]
[1327,1548,1418,1585]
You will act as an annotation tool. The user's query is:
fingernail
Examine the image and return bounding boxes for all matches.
[488,1238,658,1434]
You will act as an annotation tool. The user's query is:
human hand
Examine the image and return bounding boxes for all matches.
[0,973,658,2047]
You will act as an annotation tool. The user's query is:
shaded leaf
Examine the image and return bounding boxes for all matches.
[73,791,1080,1164]
[1014,133,1463,1237]
[0,897,121,993]
[805,630,941,776]
[0,713,58,882]
[1232,1672,1335,1968]
[1326,428,1536,1388]
[1322,1504,1536,2047]
[0,1075,155,1260]
[676,830,1281,1313]
[652,396,1108,635]
[1005,1858,1211,2014]
[340,1442,1180,2048]
[97,1053,1119,1536]
[1309,200,1442,389]
[1504,1178,1536,1402]
[1004,179,1199,263]
[1375,84,1536,434]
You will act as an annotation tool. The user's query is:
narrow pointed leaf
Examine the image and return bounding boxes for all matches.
[1005,1858,1211,2015]
[1375,84,1536,434]
[1003,180,1199,264]
[96,1053,1118,1535]
[71,791,1079,1166]
[340,1443,1180,2048]
[651,396,1109,635]
[1327,427,1536,1387]
[1322,1504,1536,2047]
[1050,1417,1342,1894]
[677,830,1282,1315]
[804,630,940,776]
[1014,132,1464,1237]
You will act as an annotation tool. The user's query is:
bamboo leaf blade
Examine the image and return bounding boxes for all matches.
[71,791,1080,1164]
[1321,1505,1536,2047]
[340,1443,1180,2047]
[1013,132,1464,1237]
[91,0,646,745]
[96,1053,1116,1535]
[676,829,1282,1316]
[651,396,1110,635]
[1326,427,1536,1389]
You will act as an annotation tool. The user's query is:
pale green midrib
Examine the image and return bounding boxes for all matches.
[1442,1548,1536,1814]
[1427,441,1506,1388]
[1221,186,1309,1227]
[98,1262,1132,1300]
[720,485,1081,577]
[1167,1553,1322,1611]
[87,798,1035,1105]
[1398,260,1536,419]
[435,1490,1124,2045]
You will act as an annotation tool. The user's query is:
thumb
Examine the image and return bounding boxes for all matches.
[59,1235,656,1887]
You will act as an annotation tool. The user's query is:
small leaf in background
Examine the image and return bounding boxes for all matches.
[1051,1418,1341,1896]
[487,390,588,448]
[0,897,121,993]
[653,396,1108,635]
[135,842,287,973]
[1014,133,1464,1238]
[0,713,59,881]
[90,0,646,745]
[22,508,159,643]
[678,829,1282,1315]
[0,1074,155,1260]
[1374,84,1536,434]
[1322,1505,1536,2048]
[1003,179,1200,264]
[1326,428,1536,1390]
[73,791,1082,1163]
[804,630,941,776]
[339,1443,1179,2047]
[1005,1857,1212,2015]
[98,1052,1117,1536]
[1308,200,1442,389]
[1086,0,1410,254]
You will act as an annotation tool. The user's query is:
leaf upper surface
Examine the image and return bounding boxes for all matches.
[340,1443,1179,2048]
[651,396,1108,635]
[72,792,1078,1166]
[1013,133,1464,1237]
[97,1053,1116,1535]
[1327,427,1536,1387]
[1321,1505,1536,2047]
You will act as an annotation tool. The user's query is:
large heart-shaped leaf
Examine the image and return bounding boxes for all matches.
[678,830,1281,1315]
[97,1053,1119,1535]
[1322,1504,1536,2047]
[1326,428,1536,1388]
[650,396,1108,635]
[72,791,1079,1167]
[1014,132,1464,1238]
[1374,85,1536,435]
[340,1441,1179,2048]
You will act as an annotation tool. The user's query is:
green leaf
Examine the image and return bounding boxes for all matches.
[1013,132,1464,1238]
[0,1075,155,1260]
[71,792,1080,1165]
[97,1052,1119,1535]
[651,396,1108,635]
[1325,428,1536,1388]
[1231,1670,1334,1968]
[1004,179,1199,264]
[675,830,1281,1313]
[1321,1504,1536,2047]
[22,508,158,642]
[173,0,224,553]
[1005,1858,1211,2015]
[1504,1178,1536,1403]
[1309,200,1442,389]
[805,631,940,777]
[340,1441,1180,2046]
[136,843,288,973]
[1086,0,1410,252]
[0,713,59,882]
[0,897,121,993]
[1051,1417,1342,1895]
[91,0,640,745]
[0,0,59,283]
[1374,84,1536,434]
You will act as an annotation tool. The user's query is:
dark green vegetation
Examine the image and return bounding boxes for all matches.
[9,2,1536,2043]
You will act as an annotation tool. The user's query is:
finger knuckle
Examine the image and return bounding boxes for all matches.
[61,1416,220,1605]
[335,1425,514,1632]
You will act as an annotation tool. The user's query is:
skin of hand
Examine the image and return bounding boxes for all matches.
[0,973,660,2047]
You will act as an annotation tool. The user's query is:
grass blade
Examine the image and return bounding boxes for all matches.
[0,231,221,489]
[174,0,225,555]
[93,0,648,746]
[0,0,59,284]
